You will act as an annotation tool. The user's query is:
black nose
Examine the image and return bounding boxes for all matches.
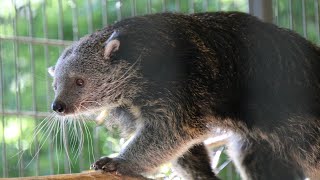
[52,101,66,113]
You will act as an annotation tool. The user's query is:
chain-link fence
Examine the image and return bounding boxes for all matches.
[0,0,319,179]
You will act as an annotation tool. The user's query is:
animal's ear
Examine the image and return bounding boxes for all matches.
[104,31,121,60]
[48,66,55,77]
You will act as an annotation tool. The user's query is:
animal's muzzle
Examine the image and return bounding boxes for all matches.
[52,100,66,114]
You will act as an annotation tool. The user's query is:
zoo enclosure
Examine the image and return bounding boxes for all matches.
[0,0,319,179]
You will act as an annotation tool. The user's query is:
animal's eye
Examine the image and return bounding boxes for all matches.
[75,78,85,87]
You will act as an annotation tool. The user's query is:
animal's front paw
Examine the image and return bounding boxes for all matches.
[91,157,122,172]
[91,157,140,177]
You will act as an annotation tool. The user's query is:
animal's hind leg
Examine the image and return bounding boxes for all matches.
[171,143,219,180]
[228,137,305,180]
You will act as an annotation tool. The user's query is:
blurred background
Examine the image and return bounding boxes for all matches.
[0,0,319,179]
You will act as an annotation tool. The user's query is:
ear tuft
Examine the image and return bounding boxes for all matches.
[48,66,55,77]
[104,31,121,59]
[104,39,120,59]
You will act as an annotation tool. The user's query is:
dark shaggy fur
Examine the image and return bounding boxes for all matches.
[49,12,320,179]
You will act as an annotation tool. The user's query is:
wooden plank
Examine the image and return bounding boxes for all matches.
[0,171,147,180]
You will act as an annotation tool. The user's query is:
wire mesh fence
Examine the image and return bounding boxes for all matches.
[0,0,319,179]
[273,0,320,44]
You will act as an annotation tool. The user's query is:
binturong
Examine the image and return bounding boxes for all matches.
[48,12,320,180]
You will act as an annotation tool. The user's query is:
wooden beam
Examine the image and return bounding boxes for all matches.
[0,171,147,180]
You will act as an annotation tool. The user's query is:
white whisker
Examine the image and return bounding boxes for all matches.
[62,118,72,172]
[24,113,58,168]
[81,117,95,164]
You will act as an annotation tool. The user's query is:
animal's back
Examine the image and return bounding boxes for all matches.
[128,12,320,179]
[193,12,320,179]
[188,12,320,122]
[50,12,320,179]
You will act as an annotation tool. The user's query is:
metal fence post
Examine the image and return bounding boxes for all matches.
[249,0,273,23]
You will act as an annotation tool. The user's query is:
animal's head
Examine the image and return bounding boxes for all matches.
[49,30,142,116]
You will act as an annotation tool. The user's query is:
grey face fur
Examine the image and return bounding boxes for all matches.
[49,32,135,116]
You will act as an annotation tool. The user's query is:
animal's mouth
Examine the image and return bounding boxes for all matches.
[52,100,114,122]
[53,108,103,120]
[57,105,109,121]
[52,103,93,117]
[53,108,77,117]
